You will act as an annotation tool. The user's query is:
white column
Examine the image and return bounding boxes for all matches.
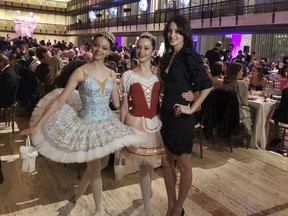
[241,34,253,52]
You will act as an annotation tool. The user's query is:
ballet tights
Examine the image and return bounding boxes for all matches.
[74,156,109,216]
[138,164,154,216]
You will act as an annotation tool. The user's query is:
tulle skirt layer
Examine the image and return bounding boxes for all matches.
[123,113,165,166]
[30,89,144,163]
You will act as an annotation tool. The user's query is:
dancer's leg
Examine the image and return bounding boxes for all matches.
[73,167,90,201]
[161,149,177,216]
[171,154,192,216]
[150,167,154,198]
[73,156,109,202]
[139,164,153,216]
[87,159,103,216]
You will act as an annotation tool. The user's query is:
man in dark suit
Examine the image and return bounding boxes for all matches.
[35,46,51,83]
[205,41,223,66]
[220,43,234,63]
[0,54,18,108]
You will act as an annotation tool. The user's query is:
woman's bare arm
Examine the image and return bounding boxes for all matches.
[174,87,213,116]
[120,95,129,123]
[20,69,83,136]
[110,71,120,109]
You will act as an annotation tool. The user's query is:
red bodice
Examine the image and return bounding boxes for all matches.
[129,82,161,119]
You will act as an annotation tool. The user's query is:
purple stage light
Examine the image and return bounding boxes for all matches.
[231,34,242,59]
[116,36,122,47]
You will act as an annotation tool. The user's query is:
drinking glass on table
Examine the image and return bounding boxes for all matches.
[263,87,271,102]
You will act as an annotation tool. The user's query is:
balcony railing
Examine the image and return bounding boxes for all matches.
[0,0,66,14]
[67,0,288,31]
[0,19,66,35]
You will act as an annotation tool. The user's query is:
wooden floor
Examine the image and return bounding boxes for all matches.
[1,107,288,216]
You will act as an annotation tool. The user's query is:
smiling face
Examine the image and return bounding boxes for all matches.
[136,37,155,63]
[167,21,184,52]
[90,36,111,61]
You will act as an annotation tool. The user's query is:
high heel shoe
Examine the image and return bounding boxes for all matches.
[181,208,185,216]
[169,207,185,216]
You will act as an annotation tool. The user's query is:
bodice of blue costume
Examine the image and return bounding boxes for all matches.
[78,77,113,121]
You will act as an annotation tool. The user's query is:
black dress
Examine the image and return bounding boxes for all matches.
[160,47,212,155]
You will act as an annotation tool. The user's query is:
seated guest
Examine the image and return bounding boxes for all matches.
[222,61,230,77]
[248,66,268,91]
[44,55,64,94]
[0,54,18,108]
[248,57,258,72]
[269,62,278,74]
[35,46,52,83]
[220,62,253,135]
[234,59,248,77]
[210,61,223,89]
[272,85,288,125]
[233,50,246,63]
[259,59,269,75]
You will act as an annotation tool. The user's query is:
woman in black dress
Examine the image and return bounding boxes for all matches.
[160,15,213,216]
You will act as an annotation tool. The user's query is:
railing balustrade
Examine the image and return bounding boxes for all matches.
[67,1,288,31]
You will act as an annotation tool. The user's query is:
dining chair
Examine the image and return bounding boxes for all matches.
[266,86,288,154]
[268,120,288,156]
[2,76,21,133]
[210,88,251,152]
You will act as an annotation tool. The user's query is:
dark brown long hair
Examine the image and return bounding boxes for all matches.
[224,62,243,84]
[252,65,264,79]
[163,15,194,52]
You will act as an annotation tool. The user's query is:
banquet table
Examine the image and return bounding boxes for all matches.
[248,97,278,149]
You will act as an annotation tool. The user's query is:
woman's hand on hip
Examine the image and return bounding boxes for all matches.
[173,104,192,117]
[182,90,194,102]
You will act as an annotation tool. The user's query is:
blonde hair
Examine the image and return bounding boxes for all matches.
[48,55,63,85]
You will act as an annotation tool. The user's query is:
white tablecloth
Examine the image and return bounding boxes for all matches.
[248,98,278,149]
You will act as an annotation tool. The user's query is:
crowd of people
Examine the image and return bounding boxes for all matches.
[204,40,288,91]
[1,14,288,216]
[203,40,288,135]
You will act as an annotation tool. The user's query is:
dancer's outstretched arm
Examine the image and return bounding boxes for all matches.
[20,68,84,136]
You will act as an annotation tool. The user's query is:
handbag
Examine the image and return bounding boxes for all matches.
[114,150,126,181]
[113,149,138,181]
[20,135,38,173]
